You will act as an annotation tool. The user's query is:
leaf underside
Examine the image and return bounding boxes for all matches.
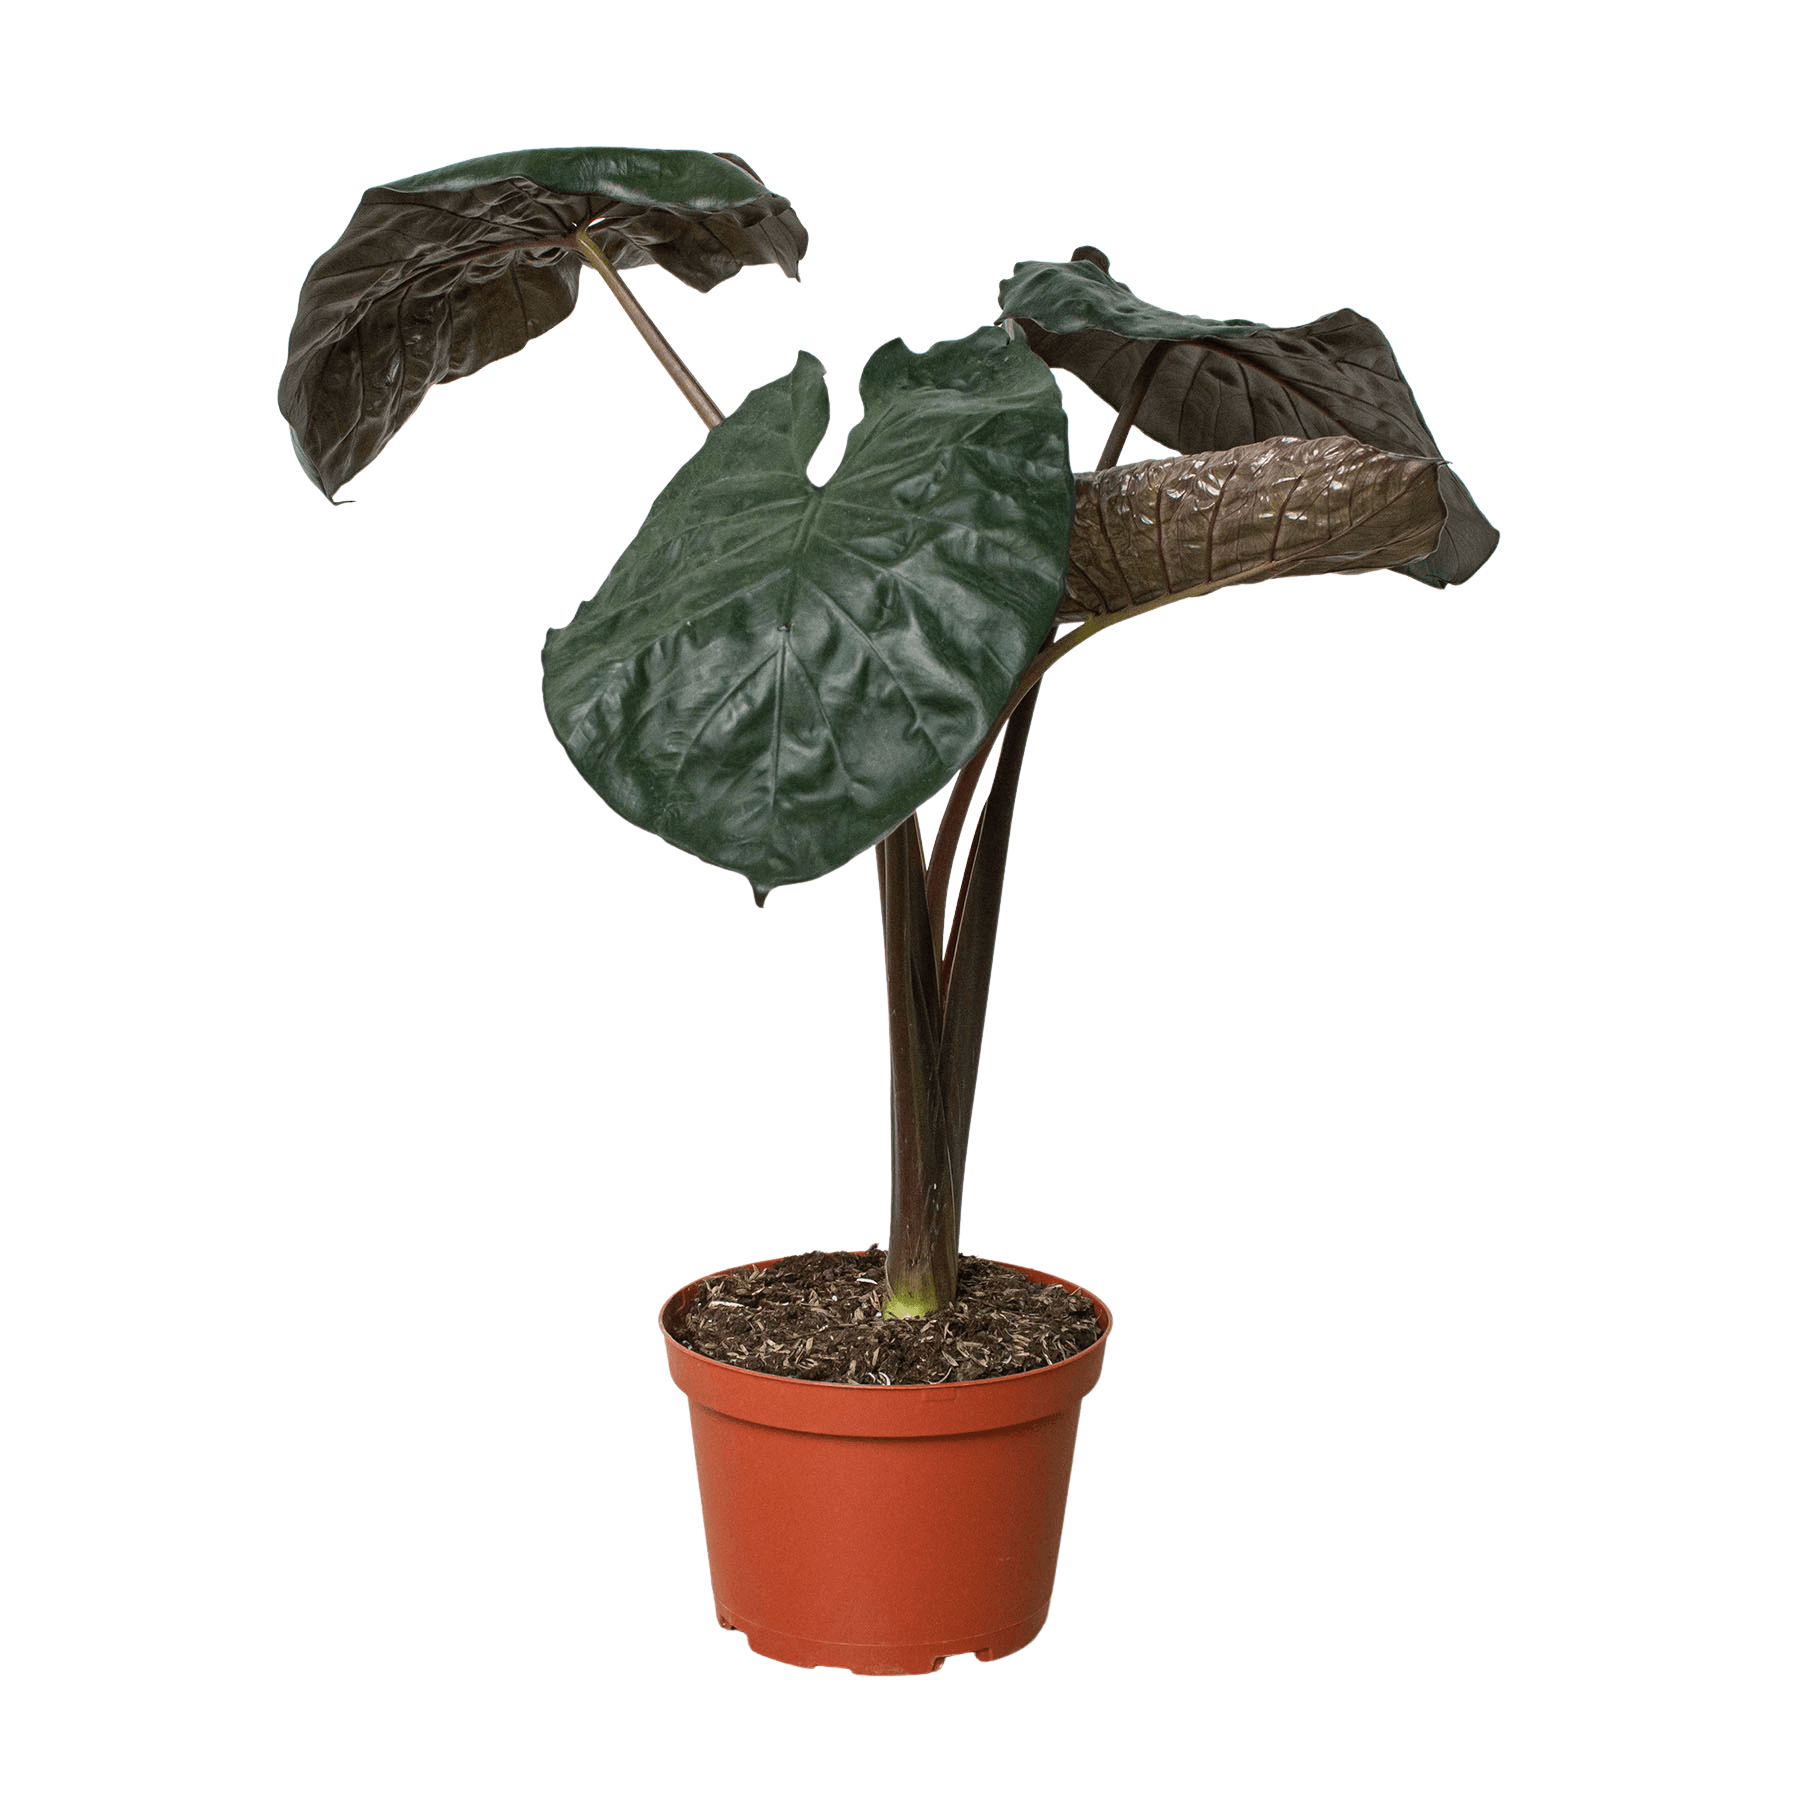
[1000,258,1497,588]
[1061,436,1448,620]
[279,147,807,498]
[542,328,1074,895]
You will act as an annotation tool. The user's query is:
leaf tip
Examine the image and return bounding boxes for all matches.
[1070,245,1110,272]
[750,880,770,909]
[710,149,764,185]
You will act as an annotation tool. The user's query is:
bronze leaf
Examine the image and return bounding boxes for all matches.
[1061,435,1448,622]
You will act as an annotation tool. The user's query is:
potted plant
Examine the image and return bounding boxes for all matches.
[281,144,1496,1675]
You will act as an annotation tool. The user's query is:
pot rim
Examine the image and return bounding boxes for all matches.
[659,1252,1110,1397]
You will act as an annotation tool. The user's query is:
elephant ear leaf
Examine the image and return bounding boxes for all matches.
[541,327,1074,899]
[1061,436,1447,621]
[279,147,807,499]
[1000,256,1497,588]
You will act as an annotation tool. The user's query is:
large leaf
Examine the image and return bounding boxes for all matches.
[1000,256,1497,588]
[280,147,806,498]
[542,327,1074,896]
[1061,436,1446,620]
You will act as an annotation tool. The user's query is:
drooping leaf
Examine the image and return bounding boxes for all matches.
[1061,436,1447,620]
[1002,254,1269,350]
[541,327,1074,895]
[280,147,806,498]
[1000,257,1497,588]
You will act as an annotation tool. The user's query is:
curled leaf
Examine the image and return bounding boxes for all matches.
[1001,256,1496,588]
[1062,436,1447,621]
[280,147,806,498]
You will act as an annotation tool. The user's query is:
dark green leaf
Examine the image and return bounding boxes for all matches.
[542,327,1074,894]
[1000,257,1497,587]
[279,147,806,498]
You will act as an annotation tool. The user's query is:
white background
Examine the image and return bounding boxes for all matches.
[3,3,1794,1794]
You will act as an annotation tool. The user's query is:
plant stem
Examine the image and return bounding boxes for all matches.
[925,744,992,961]
[925,625,1051,958]
[923,365,1161,945]
[881,354,1179,1317]
[574,224,724,429]
[936,679,1042,1209]
[878,817,957,1316]
[1094,340,1171,472]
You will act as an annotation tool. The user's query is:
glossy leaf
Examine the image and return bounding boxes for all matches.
[1000,257,1497,588]
[279,147,806,498]
[541,327,1074,895]
[1061,436,1447,620]
[1002,255,1269,348]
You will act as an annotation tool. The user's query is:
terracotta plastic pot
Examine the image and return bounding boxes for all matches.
[660,1257,1111,1675]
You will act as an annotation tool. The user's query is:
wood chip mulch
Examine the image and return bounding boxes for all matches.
[669,1247,1103,1385]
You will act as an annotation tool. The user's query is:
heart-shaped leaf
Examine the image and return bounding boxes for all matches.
[542,327,1074,897]
[1062,436,1446,620]
[280,147,807,498]
[1000,257,1497,588]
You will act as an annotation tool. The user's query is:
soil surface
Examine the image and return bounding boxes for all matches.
[669,1248,1104,1385]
